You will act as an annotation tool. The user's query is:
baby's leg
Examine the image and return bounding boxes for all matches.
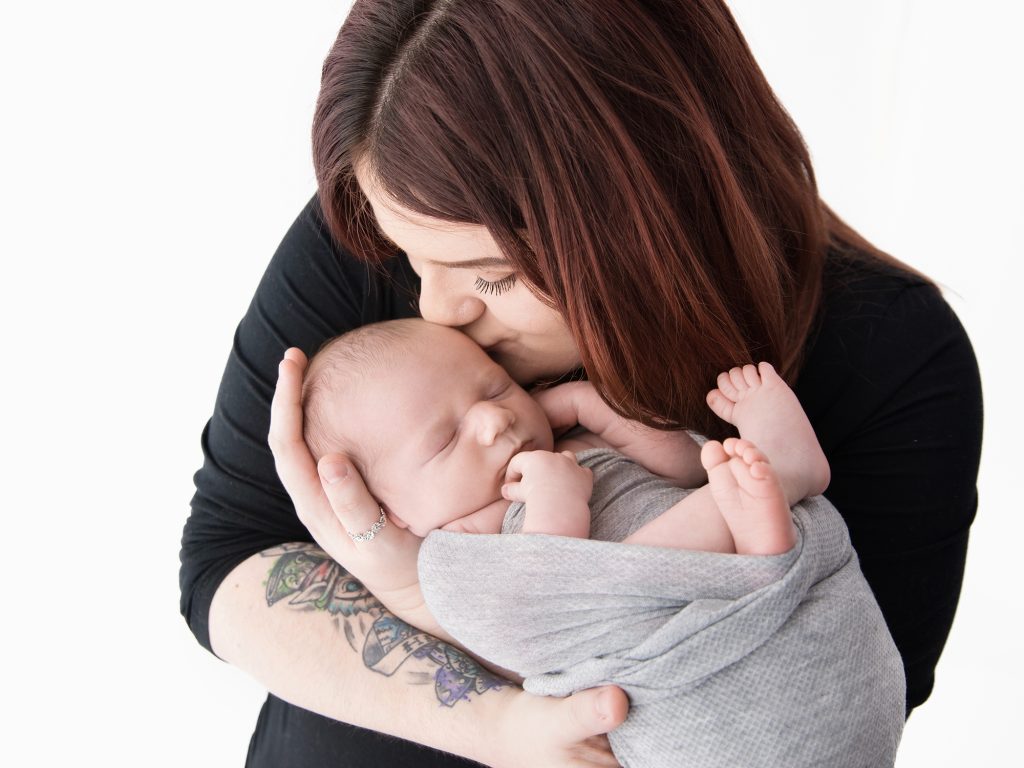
[706,362,830,505]
[622,484,737,553]
[701,439,796,555]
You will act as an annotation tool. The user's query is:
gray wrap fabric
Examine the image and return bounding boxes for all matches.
[418,449,905,767]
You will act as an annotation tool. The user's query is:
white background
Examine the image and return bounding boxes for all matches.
[3,1,1020,765]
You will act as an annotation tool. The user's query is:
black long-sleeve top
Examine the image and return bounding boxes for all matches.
[180,197,982,767]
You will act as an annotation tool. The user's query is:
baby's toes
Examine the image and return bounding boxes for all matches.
[716,371,740,400]
[722,436,754,458]
[757,361,782,384]
[731,454,778,497]
[728,366,749,394]
[706,389,735,423]
[741,364,762,389]
[749,459,772,480]
[738,443,769,467]
[700,440,730,472]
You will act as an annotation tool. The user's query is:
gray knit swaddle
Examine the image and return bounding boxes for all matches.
[419,449,905,767]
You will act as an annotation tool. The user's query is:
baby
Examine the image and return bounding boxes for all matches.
[301,317,828,558]
[301,318,904,768]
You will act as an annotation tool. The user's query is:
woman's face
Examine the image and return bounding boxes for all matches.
[356,165,580,385]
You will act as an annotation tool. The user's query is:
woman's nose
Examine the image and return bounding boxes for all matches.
[418,272,486,327]
[470,402,516,446]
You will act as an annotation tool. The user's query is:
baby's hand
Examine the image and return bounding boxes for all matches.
[502,450,593,506]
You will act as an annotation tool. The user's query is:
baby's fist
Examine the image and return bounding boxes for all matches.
[502,450,593,504]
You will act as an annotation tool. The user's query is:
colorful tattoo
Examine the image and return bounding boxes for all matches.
[263,544,506,706]
[264,543,376,616]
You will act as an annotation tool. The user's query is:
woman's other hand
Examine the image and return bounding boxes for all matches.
[493,685,628,768]
[268,348,430,626]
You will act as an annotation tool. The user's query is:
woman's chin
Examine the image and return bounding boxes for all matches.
[489,343,580,387]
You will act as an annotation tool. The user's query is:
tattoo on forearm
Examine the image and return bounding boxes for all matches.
[262,544,506,706]
[264,543,375,616]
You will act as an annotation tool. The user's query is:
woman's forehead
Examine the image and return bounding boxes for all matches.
[355,161,499,260]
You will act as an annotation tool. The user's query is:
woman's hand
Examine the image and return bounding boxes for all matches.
[268,348,434,629]
[492,685,628,768]
[272,350,630,765]
[534,381,706,487]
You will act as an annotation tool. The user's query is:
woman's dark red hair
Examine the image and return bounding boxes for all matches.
[313,0,910,435]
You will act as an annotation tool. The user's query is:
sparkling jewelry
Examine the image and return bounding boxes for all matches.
[348,506,387,543]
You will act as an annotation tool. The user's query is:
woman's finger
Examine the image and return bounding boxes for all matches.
[268,350,355,552]
[315,456,427,606]
[283,346,307,366]
[269,352,324,514]
[317,454,388,541]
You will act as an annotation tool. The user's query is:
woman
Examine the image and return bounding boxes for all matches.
[180,1,982,766]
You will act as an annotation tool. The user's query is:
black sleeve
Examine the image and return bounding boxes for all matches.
[178,196,417,654]
[796,277,983,712]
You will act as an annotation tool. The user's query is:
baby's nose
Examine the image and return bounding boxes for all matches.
[473,402,516,446]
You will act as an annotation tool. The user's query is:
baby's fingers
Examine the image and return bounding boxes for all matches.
[505,451,530,482]
[501,481,524,502]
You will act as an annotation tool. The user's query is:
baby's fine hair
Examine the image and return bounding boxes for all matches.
[301,318,425,468]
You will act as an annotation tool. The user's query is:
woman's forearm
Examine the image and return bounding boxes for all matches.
[208,544,515,764]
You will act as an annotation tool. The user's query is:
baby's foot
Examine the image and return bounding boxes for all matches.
[701,439,797,555]
[706,362,829,505]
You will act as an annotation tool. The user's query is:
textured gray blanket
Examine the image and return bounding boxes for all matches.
[419,449,905,767]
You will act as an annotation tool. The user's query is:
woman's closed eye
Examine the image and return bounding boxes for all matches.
[474,274,517,296]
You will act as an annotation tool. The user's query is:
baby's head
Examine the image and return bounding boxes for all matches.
[302,319,554,536]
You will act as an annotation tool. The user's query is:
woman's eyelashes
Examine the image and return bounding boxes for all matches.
[473,274,517,296]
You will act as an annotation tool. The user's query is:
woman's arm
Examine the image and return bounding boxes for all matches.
[208,545,625,767]
[794,270,984,712]
[536,382,706,487]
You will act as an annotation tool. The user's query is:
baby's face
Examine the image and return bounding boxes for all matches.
[347,327,554,536]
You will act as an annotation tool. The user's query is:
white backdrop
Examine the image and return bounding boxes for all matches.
[3,2,1020,765]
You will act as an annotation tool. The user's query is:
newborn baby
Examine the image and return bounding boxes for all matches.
[301,318,905,768]
[302,318,822,557]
